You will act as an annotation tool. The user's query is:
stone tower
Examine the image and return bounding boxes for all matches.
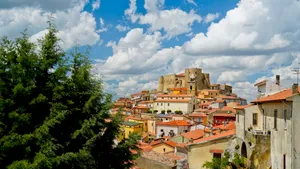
[158,76,164,92]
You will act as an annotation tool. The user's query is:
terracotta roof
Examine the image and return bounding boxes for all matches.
[234,104,253,110]
[155,99,191,103]
[214,121,236,130]
[157,94,193,97]
[207,108,219,114]
[181,129,204,140]
[133,106,149,109]
[168,87,188,91]
[213,113,236,117]
[252,87,299,103]
[215,100,225,103]
[221,106,237,113]
[176,73,185,77]
[209,149,224,153]
[201,89,220,92]
[166,153,183,160]
[254,80,267,86]
[199,102,212,106]
[150,140,177,148]
[189,113,207,117]
[190,130,236,144]
[156,120,191,126]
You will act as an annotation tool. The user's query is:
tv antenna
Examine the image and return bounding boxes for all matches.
[293,68,300,84]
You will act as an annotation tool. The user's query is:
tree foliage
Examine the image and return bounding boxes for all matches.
[0,19,139,169]
[202,152,247,169]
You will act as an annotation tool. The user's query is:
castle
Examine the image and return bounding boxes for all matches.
[157,68,211,95]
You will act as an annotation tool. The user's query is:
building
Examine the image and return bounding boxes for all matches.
[171,129,205,144]
[113,97,132,109]
[186,130,236,169]
[235,83,300,169]
[156,120,191,138]
[216,95,247,105]
[153,94,197,114]
[189,113,208,125]
[198,89,220,99]
[150,139,177,154]
[121,121,143,139]
[254,75,285,99]
[210,84,232,95]
[157,68,211,95]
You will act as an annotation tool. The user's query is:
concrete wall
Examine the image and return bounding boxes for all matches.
[245,105,263,131]
[291,95,300,169]
[188,138,230,169]
[152,144,174,153]
[136,156,176,169]
[262,102,292,169]
[236,109,245,140]
[154,101,191,114]
[171,135,190,144]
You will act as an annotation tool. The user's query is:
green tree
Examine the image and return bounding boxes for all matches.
[202,152,230,169]
[0,19,139,169]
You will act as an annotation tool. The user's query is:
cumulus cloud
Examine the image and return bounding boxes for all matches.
[92,0,101,11]
[204,13,220,23]
[183,0,300,56]
[0,0,100,50]
[0,0,86,12]
[116,24,130,32]
[125,0,201,39]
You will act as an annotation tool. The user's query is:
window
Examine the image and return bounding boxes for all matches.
[182,97,184,99]
[163,148,166,153]
[157,103,159,106]
[168,103,170,106]
[162,97,164,99]
[170,97,172,99]
[274,109,278,129]
[176,97,178,99]
[284,109,287,129]
[161,103,163,106]
[190,85,193,90]
[213,153,222,158]
[237,113,239,123]
[253,113,257,125]
[283,154,286,169]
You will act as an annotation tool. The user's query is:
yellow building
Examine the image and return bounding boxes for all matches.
[121,121,143,139]
[128,117,149,132]
[150,139,177,154]
[187,130,235,169]
[198,89,220,99]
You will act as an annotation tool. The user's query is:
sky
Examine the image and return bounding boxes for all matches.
[1,0,300,102]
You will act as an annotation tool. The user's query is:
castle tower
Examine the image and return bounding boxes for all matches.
[158,76,164,92]
[185,68,201,95]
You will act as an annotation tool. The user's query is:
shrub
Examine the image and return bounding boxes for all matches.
[147,110,153,113]
[161,110,166,114]
[235,144,240,150]
[154,110,158,113]
[167,110,172,113]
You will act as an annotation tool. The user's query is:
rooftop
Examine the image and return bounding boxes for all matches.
[181,129,204,140]
[252,87,300,103]
[156,120,191,126]
[189,129,236,145]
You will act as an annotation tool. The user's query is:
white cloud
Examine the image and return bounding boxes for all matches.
[116,24,130,32]
[94,28,162,75]
[99,18,104,26]
[124,0,139,23]
[217,71,245,82]
[0,0,100,50]
[125,0,201,39]
[92,0,101,11]
[183,0,300,55]
[204,13,220,23]
[187,0,197,6]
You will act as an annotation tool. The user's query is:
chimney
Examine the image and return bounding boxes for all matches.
[292,83,299,95]
[276,75,280,86]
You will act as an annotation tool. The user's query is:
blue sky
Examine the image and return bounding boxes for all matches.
[1,0,300,101]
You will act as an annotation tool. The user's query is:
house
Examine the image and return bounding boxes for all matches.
[254,75,285,99]
[150,139,177,154]
[210,83,232,95]
[171,129,205,144]
[198,89,220,99]
[121,121,143,139]
[132,105,149,114]
[186,130,236,169]
[235,83,300,169]
[189,113,208,125]
[156,120,191,138]
[210,100,226,109]
[216,95,247,105]
[153,94,197,114]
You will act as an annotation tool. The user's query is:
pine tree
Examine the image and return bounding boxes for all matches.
[0,18,139,169]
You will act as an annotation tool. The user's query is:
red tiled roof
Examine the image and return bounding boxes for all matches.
[214,121,236,130]
[150,140,177,148]
[221,106,237,113]
[176,73,185,77]
[189,113,207,117]
[215,100,225,103]
[156,120,191,126]
[213,113,236,117]
[199,102,212,106]
[209,149,224,153]
[252,87,299,103]
[157,94,193,97]
[155,99,190,103]
[181,129,204,140]
[234,104,253,110]
[190,130,236,144]
[133,106,149,109]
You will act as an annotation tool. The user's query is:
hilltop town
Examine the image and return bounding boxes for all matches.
[111,68,300,169]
